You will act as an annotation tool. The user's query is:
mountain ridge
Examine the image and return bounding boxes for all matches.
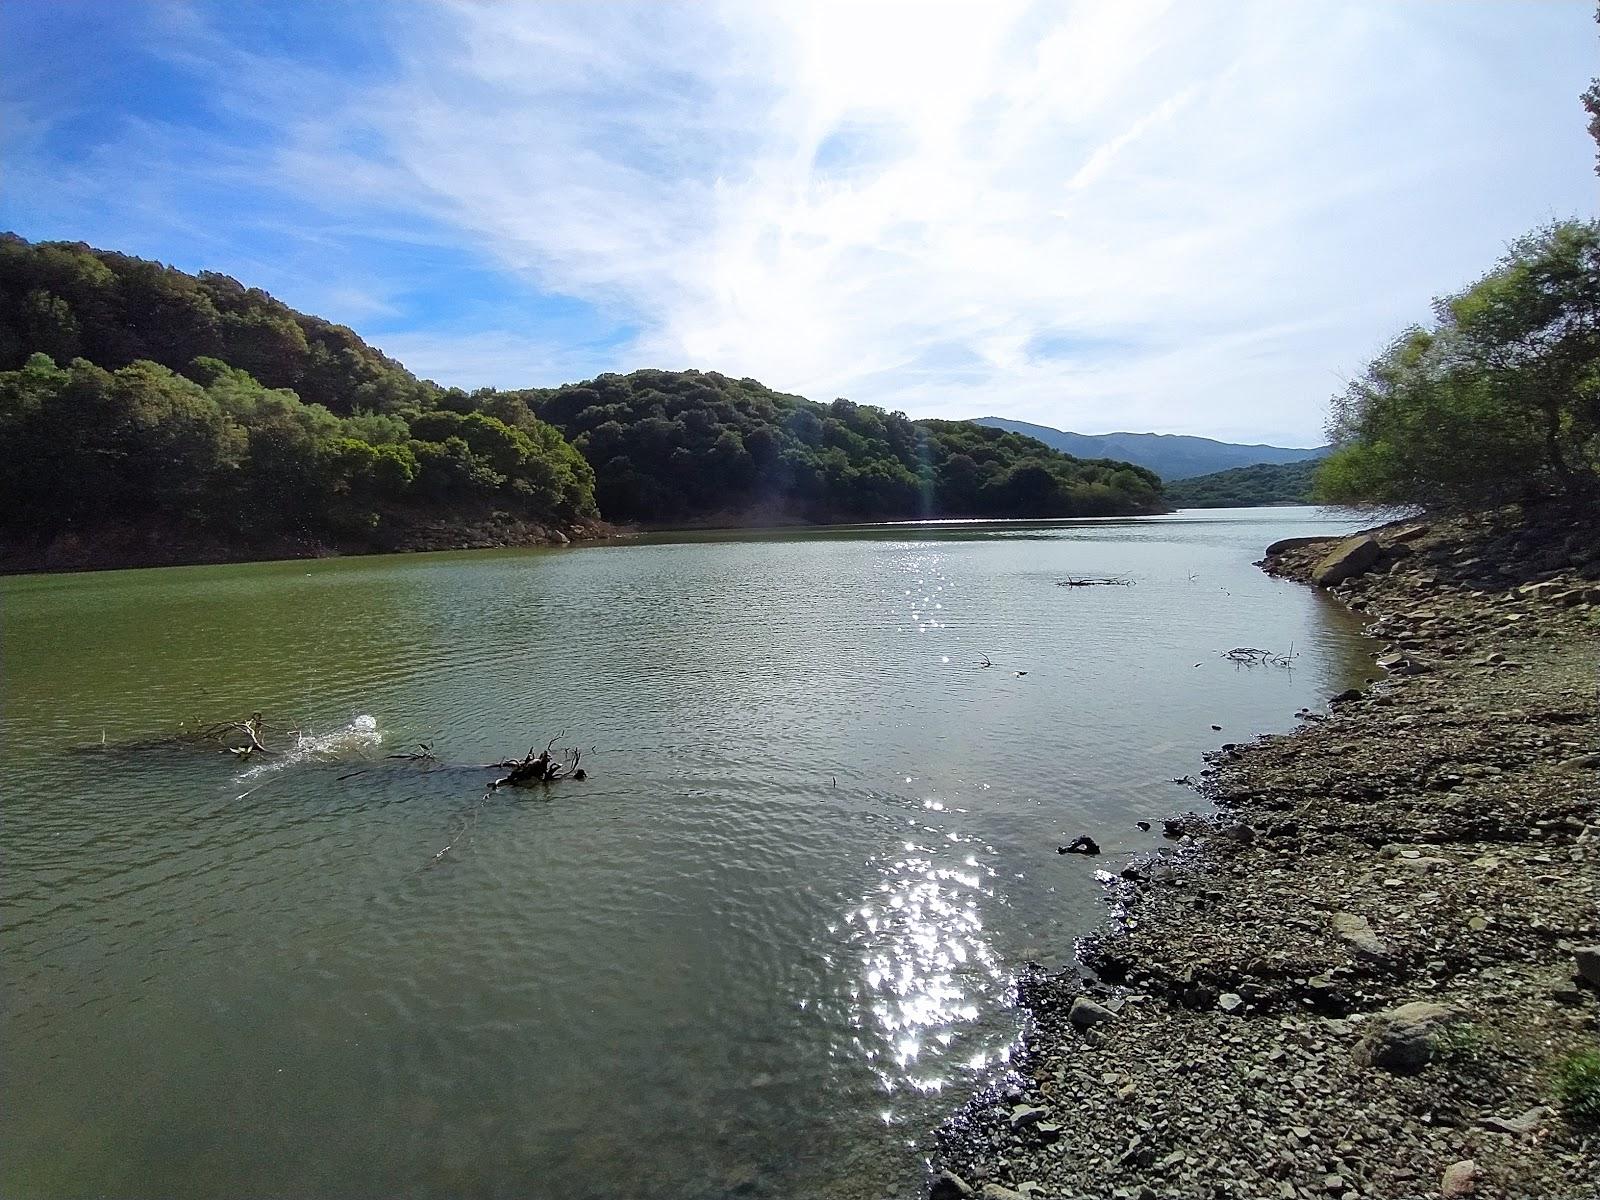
[971,416,1327,480]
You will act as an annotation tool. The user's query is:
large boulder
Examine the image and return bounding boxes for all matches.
[1441,1159,1481,1198]
[1575,945,1600,988]
[1352,1001,1458,1073]
[1265,534,1337,556]
[1311,535,1382,586]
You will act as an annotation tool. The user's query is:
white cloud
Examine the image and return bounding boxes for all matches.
[216,3,1600,439]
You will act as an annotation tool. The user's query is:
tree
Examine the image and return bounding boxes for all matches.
[1319,220,1600,508]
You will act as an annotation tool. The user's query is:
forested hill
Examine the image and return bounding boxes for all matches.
[1163,459,1320,508]
[0,235,599,569]
[0,236,1164,569]
[497,371,1163,523]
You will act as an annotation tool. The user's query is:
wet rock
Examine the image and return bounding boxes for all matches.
[1377,653,1433,676]
[1331,687,1363,703]
[1058,835,1101,856]
[1441,1159,1481,1198]
[1311,535,1381,587]
[1068,996,1116,1031]
[1352,1001,1458,1073]
[1008,1103,1046,1131]
[1265,534,1337,556]
[931,1171,975,1200]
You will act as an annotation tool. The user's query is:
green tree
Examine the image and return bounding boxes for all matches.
[1320,220,1600,508]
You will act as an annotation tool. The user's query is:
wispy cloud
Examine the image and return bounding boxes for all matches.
[4,1,1595,442]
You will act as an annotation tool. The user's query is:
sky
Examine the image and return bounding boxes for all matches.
[1,1,1595,445]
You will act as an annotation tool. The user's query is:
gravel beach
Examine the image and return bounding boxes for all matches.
[931,509,1600,1200]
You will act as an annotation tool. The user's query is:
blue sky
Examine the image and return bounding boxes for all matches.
[2,1,1595,444]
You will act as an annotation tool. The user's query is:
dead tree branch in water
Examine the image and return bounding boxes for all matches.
[1222,644,1299,668]
[490,738,587,788]
[1056,575,1133,588]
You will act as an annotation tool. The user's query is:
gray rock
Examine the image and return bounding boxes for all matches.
[1265,534,1337,556]
[1440,1159,1481,1198]
[1575,945,1600,988]
[980,1186,1029,1200]
[1008,1104,1045,1131]
[1377,653,1433,676]
[1069,996,1116,1031]
[1477,1106,1549,1136]
[1352,1001,1458,1073]
[930,1171,974,1200]
[1311,535,1381,587]
[1330,912,1392,958]
[1219,992,1244,1013]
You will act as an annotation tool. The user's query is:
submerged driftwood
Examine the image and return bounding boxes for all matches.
[1056,575,1133,587]
[81,715,592,788]
[1221,645,1299,668]
[489,738,587,788]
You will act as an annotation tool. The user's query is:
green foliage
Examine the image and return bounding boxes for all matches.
[1319,220,1600,509]
[501,369,1163,523]
[1429,1021,1488,1064]
[0,235,1160,553]
[0,240,599,549]
[1555,1047,1600,1124]
[0,234,436,414]
[1163,459,1322,508]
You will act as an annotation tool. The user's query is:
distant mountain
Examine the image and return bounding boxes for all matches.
[971,417,1327,481]
[1162,459,1321,508]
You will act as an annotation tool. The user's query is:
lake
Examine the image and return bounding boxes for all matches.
[1,507,1373,1200]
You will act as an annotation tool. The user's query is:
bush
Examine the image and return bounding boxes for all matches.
[1556,1048,1600,1125]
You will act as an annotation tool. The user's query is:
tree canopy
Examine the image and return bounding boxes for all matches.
[489,370,1163,523]
[0,235,1165,565]
[1317,219,1600,510]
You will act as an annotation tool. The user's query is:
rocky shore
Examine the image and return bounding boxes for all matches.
[931,509,1600,1200]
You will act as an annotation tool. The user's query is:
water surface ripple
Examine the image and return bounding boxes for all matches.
[1,509,1372,1199]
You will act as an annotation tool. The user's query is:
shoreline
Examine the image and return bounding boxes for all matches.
[0,515,626,576]
[930,509,1599,1199]
[1,502,1195,576]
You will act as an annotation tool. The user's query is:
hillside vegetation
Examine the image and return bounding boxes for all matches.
[0,236,1164,568]
[1319,219,1599,509]
[1163,459,1321,508]
[501,371,1162,523]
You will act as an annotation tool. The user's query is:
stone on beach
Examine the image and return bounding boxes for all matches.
[1310,535,1381,586]
[1068,996,1116,1031]
[1351,1001,1458,1073]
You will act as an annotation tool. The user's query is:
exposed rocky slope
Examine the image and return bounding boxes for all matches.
[931,508,1600,1200]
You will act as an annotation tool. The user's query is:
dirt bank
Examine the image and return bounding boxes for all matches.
[0,512,622,574]
[931,508,1599,1200]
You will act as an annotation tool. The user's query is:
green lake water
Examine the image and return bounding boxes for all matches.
[1,508,1373,1199]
